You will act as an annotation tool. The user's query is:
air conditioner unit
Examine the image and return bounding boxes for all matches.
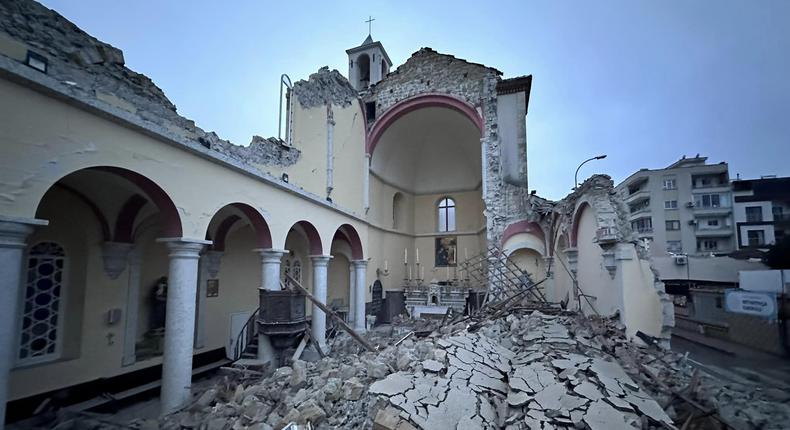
[688,220,697,225]
[674,255,688,265]
[685,202,695,208]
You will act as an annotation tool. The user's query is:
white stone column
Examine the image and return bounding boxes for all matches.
[310,255,332,350]
[256,249,286,365]
[352,260,368,332]
[122,247,142,366]
[157,238,208,415]
[0,217,45,430]
[348,264,356,325]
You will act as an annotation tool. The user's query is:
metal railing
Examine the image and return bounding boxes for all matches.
[230,307,259,362]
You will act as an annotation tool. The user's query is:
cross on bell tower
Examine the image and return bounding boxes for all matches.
[366,16,375,36]
[345,17,392,91]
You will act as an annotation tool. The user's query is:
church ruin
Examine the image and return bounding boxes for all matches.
[0,0,677,428]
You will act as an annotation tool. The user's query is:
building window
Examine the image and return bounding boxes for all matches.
[438,197,456,232]
[631,217,652,233]
[700,240,718,251]
[664,200,678,209]
[18,242,65,364]
[745,206,763,222]
[695,194,722,208]
[707,219,719,227]
[747,230,765,246]
[667,241,682,252]
[772,206,784,220]
[662,178,677,190]
[666,220,681,231]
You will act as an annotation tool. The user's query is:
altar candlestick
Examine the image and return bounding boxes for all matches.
[404,248,407,264]
[464,248,468,260]
[408,265,412,280]
[446,266,450,279]
[420,266,424,280]
[384,260,388,270]
[416,248,420,263]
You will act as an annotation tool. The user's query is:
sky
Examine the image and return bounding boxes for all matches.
[40,0,790,200]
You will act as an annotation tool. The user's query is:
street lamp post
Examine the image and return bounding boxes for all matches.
[574,155,607,190]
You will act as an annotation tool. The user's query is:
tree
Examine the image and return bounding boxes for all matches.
[764,235,790,269]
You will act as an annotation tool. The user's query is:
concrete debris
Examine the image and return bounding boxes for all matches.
[292,66,358,109]
[208,134,301,168]
[42,307,790,430]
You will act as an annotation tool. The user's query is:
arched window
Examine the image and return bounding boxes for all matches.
[283,256,302,287]
[19,242,65,364]
[438,197,456,232]
[392,192,404,229]
[357,54,370,88]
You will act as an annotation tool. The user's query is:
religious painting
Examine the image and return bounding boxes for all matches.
[435,236,457,267]
[206,279,219,297]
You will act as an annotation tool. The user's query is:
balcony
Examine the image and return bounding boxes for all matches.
[692,205,731,216]
[635,227,653,237]
[625,188,650,202]
[694,227,733,237]
[691,185,730,194]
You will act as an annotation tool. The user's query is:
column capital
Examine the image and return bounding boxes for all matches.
[310,254,333,266]
[157,238,210,258]
[0,216,47,248]
[352,259,368,268]
[255,248,288,263]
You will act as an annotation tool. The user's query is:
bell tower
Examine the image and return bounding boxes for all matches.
[346,21,392,91]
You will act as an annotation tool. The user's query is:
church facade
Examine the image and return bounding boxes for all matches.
[0,0,672,425]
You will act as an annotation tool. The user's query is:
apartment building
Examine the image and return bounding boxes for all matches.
[616,156,735,256]
[732,176,790,248]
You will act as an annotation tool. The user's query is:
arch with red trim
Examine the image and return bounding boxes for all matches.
[289,220,323,255]
[333,224,364,260]
[36,166,183,239]
[207,203,272,251]
[366,93,484,157]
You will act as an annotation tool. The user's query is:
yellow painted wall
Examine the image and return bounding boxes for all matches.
[203,226,261,352]
[327,254,351,308]
[509,248,545,279]
[266,102,366,214]
[10,189,161,400]
[575,207,619,316]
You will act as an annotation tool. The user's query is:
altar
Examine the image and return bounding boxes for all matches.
[403,280,472,317]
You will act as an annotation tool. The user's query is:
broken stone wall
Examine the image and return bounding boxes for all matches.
[545,175,674,341]
[0,0,299,172]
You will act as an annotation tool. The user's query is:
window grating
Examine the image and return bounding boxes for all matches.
[19,242,64,363]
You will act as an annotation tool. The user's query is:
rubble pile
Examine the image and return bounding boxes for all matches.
[368,312,677,430]
[29,309,790,430]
